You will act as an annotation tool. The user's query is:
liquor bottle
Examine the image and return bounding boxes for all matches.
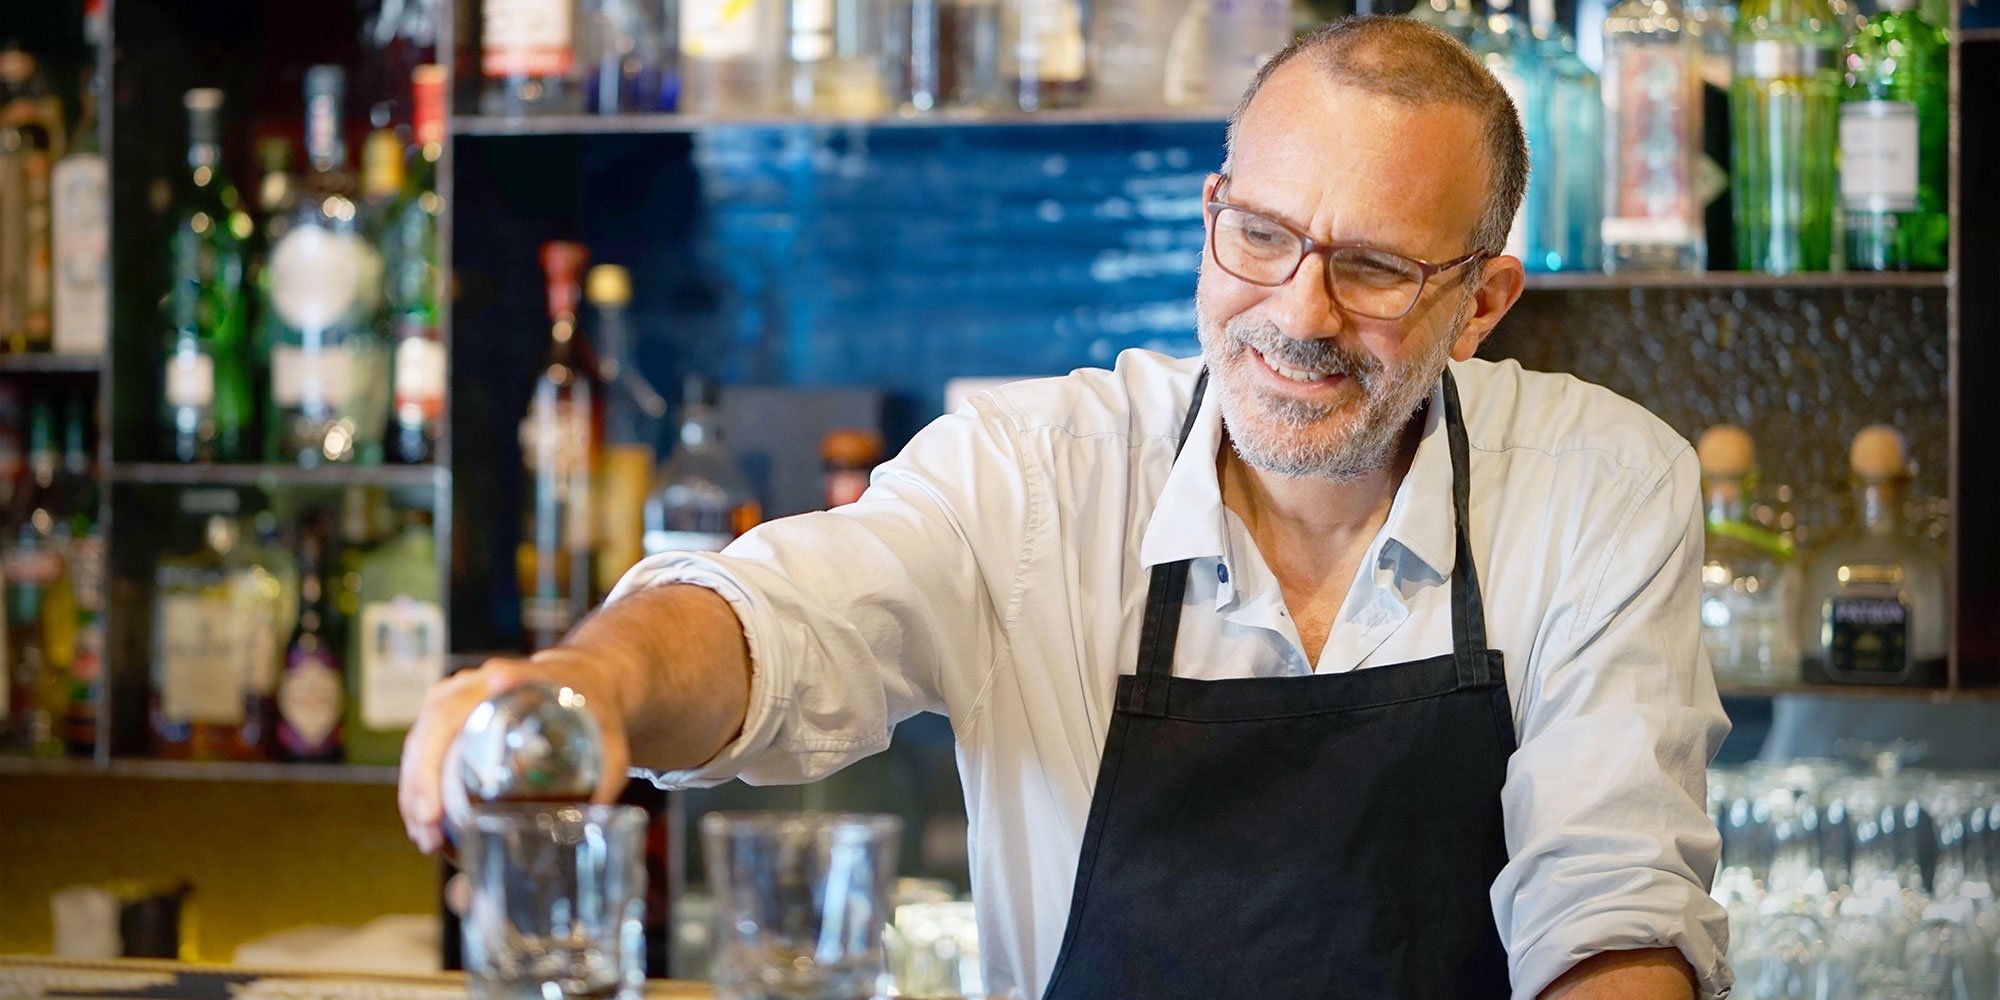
[643,376,761,556]
[939,0,1003,110]
[57,396,101,758]
[1694,425,1798,685]
[483,0,585,115]
[360,124,405,236]
[882,0,945,112]
[0,44,59,353]
[51,76,108,356]
[1683,0,1736,268]
[387,66,447,465]
[1840,0,1947,271]
[247,137,299,392]
[821,428,883,507]
[1601,0,1707,272]
[278,517,344,762]
[3,523,68,756]
[588,264,665,597]
[1798,425,1947,686]
[788,0,890,115]
[266,67,390,467]
[1408,0,1480,44]
[345,507,443,766]
[1730,0,1841,273]
[151,514,252,760]
[1002,0,1088,111]
[680,0,784,115]
[1469,0,1536,264]
[584,0,679,113]
[520,242,600,651]
[1527,0,1603,273]
[163,90,253,464]
[232,512,297,761]
[1205,0,1291,108]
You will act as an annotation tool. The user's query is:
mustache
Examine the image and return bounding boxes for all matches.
[1225,318,1383,382]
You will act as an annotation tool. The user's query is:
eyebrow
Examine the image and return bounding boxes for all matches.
[1214,186,1439,263]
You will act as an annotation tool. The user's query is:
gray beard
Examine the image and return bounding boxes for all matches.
[1197,301,1461,482]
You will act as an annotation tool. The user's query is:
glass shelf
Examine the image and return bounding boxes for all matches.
[453,106,1232,137]
[0,755,399,784]
[0,353,104,374]
[107,462,448,488]
[1521,270,1951,291]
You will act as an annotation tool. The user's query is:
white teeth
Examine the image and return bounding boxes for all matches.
[1254,347,1329,383]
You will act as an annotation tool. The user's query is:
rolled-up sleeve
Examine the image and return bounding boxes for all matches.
[605,394,1032,790]
[1491,445,1735,1000]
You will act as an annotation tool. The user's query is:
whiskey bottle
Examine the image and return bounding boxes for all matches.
[519,241,600,650]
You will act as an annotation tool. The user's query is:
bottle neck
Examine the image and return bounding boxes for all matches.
[1704,477,1749,524]
[595,305,631,365]
[305,102,346,175]
[680,407,721,448]
[188,139,221,174]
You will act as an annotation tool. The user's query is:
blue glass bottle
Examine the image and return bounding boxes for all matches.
[1468,0,1537,263]
[1527,0,1603,272]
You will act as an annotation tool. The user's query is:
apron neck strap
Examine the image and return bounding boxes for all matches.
[1128,372,1208,714]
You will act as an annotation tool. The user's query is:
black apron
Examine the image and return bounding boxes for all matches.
[1041,368,1517,1000]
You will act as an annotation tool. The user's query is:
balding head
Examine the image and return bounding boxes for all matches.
[1223,15,1529,259]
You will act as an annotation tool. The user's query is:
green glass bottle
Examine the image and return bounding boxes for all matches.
[344,507,441,766]
[1840,0,1947,271]
[1730,0,1843,273]
[162,89,254,462]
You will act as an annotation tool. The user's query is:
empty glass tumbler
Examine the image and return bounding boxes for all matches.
[463,803,649,1000]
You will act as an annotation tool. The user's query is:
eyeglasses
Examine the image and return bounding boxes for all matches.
[1204,195,1486,321]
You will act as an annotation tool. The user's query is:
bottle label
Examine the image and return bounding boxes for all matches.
[156,593,246,724]
[684,0,761,61]
[1605,46,1695,241]
[271,343,355,407]
[643,529,734,554]
[1840,101,1920,213]
[268,224,372,332]
[359,596,445,731]
[279,647,344,753]
[484,0,576,77]
[1019,0,1086,82]
[1825,595,1910,677]
[520,395,595,549]
[165,350,216,409]
[393,336,447,418]
[51,154,109,354]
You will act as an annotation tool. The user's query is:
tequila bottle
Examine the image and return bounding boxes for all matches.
[1695,425,1798,685]
[1840,0,1947,270]
[1731,0,1842,273]
[1798,425,1947,686]
[162,90,252,463]
[266,67,389,466]
[1601,0,1707,271]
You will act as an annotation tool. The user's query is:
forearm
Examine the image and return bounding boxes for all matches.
[1537,948,1696,1000]
[558,582,753,773]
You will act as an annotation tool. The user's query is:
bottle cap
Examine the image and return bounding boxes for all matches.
[183,88,223,113]
[820,428,884,468]
[1695,424,1755,479]
[587,264,632,307]
[1850,425,1910,481]
[540,241,589,317]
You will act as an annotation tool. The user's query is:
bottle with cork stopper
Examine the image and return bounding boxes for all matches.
[1695,424,1799,685]
[820,428,883,508]
[1797,424,1948,686]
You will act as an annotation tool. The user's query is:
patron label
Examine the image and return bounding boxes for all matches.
[1825,594,1909,677]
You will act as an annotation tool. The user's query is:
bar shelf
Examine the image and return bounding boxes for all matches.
[107,463,448,489]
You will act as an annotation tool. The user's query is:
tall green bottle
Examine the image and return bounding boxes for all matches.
[162,89,253,462]
[1730,0,1844,273]
[343,507,442,766]
[1840,0,1947,270]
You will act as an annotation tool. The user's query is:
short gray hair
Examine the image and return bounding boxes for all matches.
[1222,15,1530,259]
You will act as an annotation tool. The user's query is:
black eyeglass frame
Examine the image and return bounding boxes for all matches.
[1203,183,1488,321]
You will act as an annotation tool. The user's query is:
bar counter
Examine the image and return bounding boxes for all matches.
[0,955,713,999]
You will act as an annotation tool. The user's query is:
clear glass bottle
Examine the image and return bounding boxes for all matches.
[387,66,447,465]
[1839,0,1947,271]
[519,241,600,651]
[151,514,252,760]
[583,0,679,113]
[1002,0,1088,111]
[940,0,1004,109]
[265,67,390,467]
[1601,0,1707,272]
[1730,0,1842,273]
[1527,0,1604,273]
[162,89,253,464]
[482,0,585,115]
[789,0,889,115]
[1797,425,1948,686]
[680,0,785,115]
[51,77,107,356]
[588,264,665,598]
[0,44,58,353]
[278,517,344,763]
[345,507,443,766]
[1695,425,1798,685]
[643,376,762,556]
[1470,0,1536,264]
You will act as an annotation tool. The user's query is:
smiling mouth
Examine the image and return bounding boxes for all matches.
[1249,345,1338,384]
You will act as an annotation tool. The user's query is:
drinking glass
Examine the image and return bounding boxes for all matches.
[462,803,649,1000]
[703,811,903,1000]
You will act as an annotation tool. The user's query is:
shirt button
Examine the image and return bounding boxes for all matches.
[1216,563,1229,584]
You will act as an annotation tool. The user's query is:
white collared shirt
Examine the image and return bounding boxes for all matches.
[615,349,1734,1000]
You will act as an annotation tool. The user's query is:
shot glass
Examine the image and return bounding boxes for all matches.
[462,803,649,1000]
[702,811,903,1000]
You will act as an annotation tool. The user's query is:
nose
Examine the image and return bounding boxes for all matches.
[1261,250,1347,342]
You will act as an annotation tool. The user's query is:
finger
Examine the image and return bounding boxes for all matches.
[398,661,528,851]
[444,872,472,918]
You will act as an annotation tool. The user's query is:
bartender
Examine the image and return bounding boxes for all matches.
[401,15,1732,1000]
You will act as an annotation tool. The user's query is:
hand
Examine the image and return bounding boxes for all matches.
[396,652,634,855]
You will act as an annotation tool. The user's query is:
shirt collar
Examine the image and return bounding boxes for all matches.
[1138,364,1461,582]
